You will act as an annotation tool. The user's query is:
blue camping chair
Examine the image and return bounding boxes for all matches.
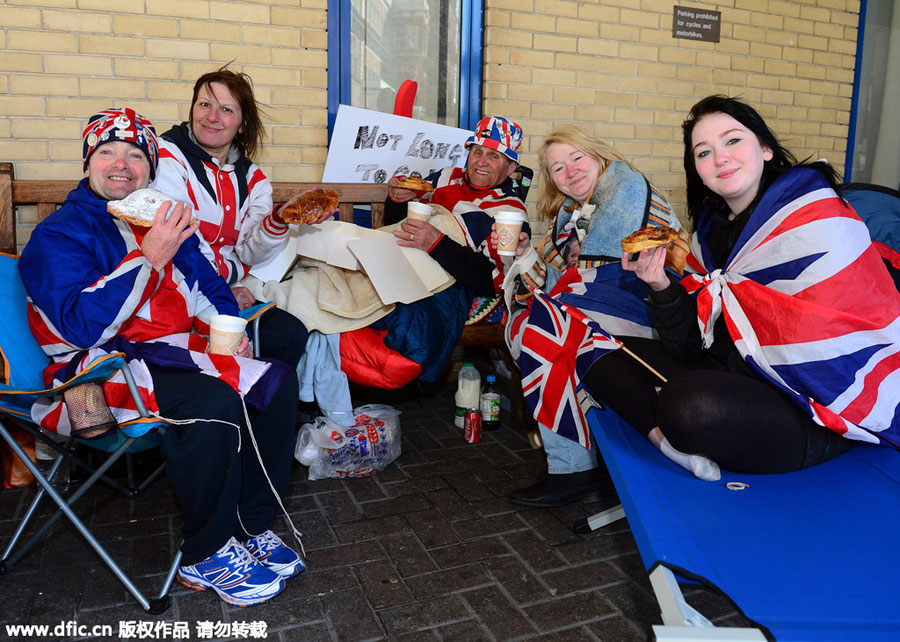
[0,252,181,613]
[240,301,276,358]
[578,388,900,641]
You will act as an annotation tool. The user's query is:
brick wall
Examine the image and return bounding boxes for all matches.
[483,0,860,226]
[2,0,860,244]
[1,0,329,246]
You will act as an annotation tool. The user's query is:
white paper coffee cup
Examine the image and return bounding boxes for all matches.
[209,314,248,355]
[407,201,434,222]
[495,210,527,256]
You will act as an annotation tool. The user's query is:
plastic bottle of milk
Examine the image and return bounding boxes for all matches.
[454,362,481,428]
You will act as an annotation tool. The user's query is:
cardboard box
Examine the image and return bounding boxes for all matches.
[249,220,453,305]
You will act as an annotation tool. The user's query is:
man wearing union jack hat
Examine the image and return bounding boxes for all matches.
[384,115,531,313]
[329,116,532,391]
[19,107,304,607]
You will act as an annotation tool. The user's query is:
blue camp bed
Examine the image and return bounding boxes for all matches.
[578,390,900,642]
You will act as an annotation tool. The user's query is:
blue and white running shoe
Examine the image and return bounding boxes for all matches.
[243,530,306,578]
[177,537,285,606]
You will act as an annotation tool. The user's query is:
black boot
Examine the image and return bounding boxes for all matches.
[508,469,602,508]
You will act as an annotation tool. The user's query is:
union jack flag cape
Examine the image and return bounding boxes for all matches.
[427,166,529,297]
[32,335,278,434]
[19,181,284,435]
[681,167,900,446]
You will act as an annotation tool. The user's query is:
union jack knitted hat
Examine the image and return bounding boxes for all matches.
[465,116,523,164]
[82,108,159,180]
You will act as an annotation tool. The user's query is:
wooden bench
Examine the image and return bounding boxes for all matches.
[0,162,530,425]
[0,162,389,251]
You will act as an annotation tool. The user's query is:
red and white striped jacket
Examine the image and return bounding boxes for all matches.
[152,123,288,284]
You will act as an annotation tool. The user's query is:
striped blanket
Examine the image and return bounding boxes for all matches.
[682,167,900,445]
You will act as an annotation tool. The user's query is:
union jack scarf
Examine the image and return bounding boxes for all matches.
[681,167,900,446]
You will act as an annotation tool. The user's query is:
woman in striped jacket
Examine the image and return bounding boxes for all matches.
[153,66,331,371]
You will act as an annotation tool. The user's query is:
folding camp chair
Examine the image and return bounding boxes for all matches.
[241,301,276,358]
[0,252,181,614]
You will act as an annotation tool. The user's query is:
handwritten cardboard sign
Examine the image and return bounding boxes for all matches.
[322,105,471,183]
[672,6,721,43]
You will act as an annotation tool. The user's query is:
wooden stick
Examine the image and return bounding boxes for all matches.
[621,345,668,383]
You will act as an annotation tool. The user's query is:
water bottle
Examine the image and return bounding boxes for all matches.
[455,362,481,429]
[480,374,501,431]
[34,434,70,493]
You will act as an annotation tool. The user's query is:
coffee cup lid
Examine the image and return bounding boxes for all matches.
[495,210,526,224]
[407,202,433,215]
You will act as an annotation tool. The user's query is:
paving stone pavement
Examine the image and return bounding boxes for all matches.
[0,380,747,641]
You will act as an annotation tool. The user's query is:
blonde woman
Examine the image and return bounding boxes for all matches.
[501,126,684,508]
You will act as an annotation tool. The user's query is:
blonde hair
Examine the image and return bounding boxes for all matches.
[536,125,635,220]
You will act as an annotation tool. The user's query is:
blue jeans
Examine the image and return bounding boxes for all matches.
[540,425,598,474]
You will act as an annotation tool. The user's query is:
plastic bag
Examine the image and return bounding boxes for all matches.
[295,404,401,480]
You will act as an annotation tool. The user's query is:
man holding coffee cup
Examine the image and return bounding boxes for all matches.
[19,108,303,607]
[385,115,530,302]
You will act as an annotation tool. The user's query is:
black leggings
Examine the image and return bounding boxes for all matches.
[257,306,308,370]
[581,337,853,474]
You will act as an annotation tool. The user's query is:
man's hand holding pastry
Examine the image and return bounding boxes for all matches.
[141,201,200,270]
[387,175,433,203]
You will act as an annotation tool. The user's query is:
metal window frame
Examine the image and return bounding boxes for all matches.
[326,0,483,142]
[845,0,869,181]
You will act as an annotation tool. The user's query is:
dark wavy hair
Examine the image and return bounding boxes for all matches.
[682,95,842,226]
[190,65,266,160]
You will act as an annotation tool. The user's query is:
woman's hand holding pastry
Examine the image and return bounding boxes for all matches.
[141,201,200,270]
[310,210,335,225]
[301,185,339,223]
[621,246,669,291]
[277,186,339,225]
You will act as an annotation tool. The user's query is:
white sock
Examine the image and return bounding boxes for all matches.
[658,438,721,482]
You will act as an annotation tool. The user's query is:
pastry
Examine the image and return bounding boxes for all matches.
[396,176,433,192]
[620,225,678,253]
[280,188,340,225]
[107,188,190,227]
